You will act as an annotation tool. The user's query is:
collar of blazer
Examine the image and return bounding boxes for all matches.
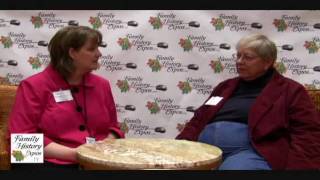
[248,71,286,130]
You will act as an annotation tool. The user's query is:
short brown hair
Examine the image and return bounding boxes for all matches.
[48,26,102,78]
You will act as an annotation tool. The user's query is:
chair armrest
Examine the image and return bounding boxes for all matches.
[0,150,11,170]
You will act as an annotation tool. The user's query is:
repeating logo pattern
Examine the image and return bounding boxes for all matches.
[147,58,162,72]
[117,37,132,50]
[89,13,138,30]
[304,37,320,54]
[1,32,48,49]
[118,34,168,51]
[149,16,163,29]
[145,98,192,116]
[179,38,193,51]
[146,101,161,114]
[176,121,188,132]
[209,60,224,73]
[146,55,196,73]
[1,10,319,139]
[99,55,137,72]
[275,62,287,74]
[178,78,213,95]
[272,15,316,32]
[177,81,192,94]
[0,36,13,48]
[28,57,42,69]
[210,14,262,31]
[120,118,165,136]
[116,80,130,92]
[149,13,199,30]
[210,17,225,30]
[273,19,288,32]
[179,35,230,53]
[116,76,165,94]
[30,12,75,29]
[275,57,312,75]
[89,16,102,29]
[304,40,319,54]
[31,16,43,28]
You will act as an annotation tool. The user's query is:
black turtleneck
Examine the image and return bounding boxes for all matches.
[210,68,274,124]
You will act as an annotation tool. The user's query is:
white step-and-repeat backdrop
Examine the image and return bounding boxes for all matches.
[0,10,319,138]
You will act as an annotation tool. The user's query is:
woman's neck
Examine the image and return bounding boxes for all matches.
[66,71,85,85]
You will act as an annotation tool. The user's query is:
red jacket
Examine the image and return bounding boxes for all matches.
[176,70,320,169]
[8,65,124,164]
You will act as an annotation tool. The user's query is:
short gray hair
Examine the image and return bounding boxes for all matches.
[236,33,277,61]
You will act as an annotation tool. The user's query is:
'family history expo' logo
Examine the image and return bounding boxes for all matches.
[116,76,167,94]
[147,55,199,73]
[31,12,78,29]
[89,12,138,30]
[211,14,263,31]
[273,15,319,32]
[149,13,200,30]
[275,57,312,75]
[99,55,137,72]
[304,37,320,54]
[28,53,50,69]
[179,35,230,53]
[1,32,48,49]
[0,36,13,48]
[146,97,193,116]
[120,118,167,136]
[120,118,152,136]
[178,77,213,95]
[118,34,168,51]
[11,134,43,163]
[209,55,237,74]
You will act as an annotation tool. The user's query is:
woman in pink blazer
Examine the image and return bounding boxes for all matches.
[8,26,124,170]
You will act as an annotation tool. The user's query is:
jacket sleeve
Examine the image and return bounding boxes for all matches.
[286,84,320,169]
[7,80,54,148]
[175,104,210,141]
[176,82,225,141]
[104,80,125,139]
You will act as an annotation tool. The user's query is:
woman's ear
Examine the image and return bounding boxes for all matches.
[69,48,77,60]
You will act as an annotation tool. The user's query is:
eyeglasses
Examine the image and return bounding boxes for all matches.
[236,53,259,62]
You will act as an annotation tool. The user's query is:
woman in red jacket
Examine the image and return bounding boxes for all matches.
[176,33,320,170]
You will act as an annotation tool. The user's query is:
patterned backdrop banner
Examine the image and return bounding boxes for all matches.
[1,10,319,138]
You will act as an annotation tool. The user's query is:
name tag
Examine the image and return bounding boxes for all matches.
[205,96,223,106]
[52,89,73,103]
[86,137,96,144]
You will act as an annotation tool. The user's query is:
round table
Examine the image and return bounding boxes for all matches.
[76,138,222,170]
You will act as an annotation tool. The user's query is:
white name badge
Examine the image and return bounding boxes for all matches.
[11,133,44,163]
[53,89,73,103]
[86,137,96,144]
[205,96,223,106]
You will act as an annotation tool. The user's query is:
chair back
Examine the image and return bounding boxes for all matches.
[306,89,320,112]
[0,85,18,170]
